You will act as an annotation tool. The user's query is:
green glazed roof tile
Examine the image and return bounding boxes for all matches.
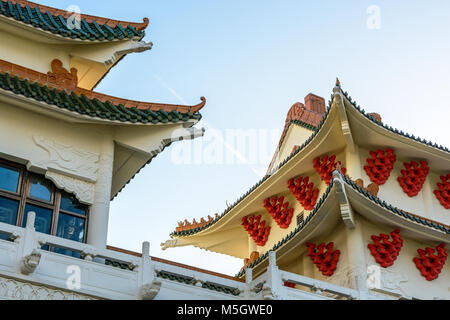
[0,72,202,124]
[0,0,146,41]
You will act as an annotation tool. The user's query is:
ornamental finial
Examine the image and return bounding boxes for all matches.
[336,77,341,87]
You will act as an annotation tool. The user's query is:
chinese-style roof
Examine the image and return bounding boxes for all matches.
[0,58,205,124]
[170,81,450,238]
[0,0,148,41]
[234,171,450,277]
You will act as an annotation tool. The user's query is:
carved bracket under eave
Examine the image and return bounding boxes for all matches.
[140,279,162,300]
[20,249,41,275]
[333,88,356,152]
[333,171,355,229]
[106,41,153,66]
[160,238,192,251]
[45,171,95,205]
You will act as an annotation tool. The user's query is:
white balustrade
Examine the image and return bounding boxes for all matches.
[0,212,246,300]
[0,217,373,300]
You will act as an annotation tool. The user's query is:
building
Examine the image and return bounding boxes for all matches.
[0,1,448,300]
[163,81,450,300]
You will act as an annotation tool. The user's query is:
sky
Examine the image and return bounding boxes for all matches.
[40,0,450,276]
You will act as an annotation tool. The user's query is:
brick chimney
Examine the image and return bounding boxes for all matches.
[305,93,325,114]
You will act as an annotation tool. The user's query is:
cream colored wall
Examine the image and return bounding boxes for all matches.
[0,29,70,75]
[0,101,106,177]
[272,125,314,171]
[357,147,450,226]
[280,221,350,286]
[0,28,142,90]
[359,215,449,300]
[278,211,449,299]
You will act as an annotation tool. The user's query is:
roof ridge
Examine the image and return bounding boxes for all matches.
[9,0,149,30]
[0,71,204,124]
[0,58,206,115]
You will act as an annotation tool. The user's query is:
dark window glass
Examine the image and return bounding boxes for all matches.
[22,204,53,234]
[60,192,86,216]
[53,248,81,259]
[0,164,20,193]
[0,159,88,249]
[29,175,52,202]
[0,196,19,225]
[56,213,85,243]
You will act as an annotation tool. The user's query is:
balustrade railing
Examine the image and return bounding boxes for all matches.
[0,212,366,300]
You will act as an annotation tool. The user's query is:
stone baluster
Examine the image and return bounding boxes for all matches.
[19,212,41,275]
[139,242,161,300]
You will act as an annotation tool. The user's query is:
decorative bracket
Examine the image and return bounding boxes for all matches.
[160,238,191,251]
[333,88,356,152]
[105,41,153,66]
[20,249,41,275]
[333,170,355,229]
[261,284,276,300]
[140,279,162,300]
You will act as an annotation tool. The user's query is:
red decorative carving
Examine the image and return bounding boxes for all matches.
[240,251,260,273]
[368,229,403,268]
[364,148,396,185]
[287,176,319,210]
[355,179,379,197]
[413,243,447,281]
[306,242,341,276]
[263,196,294,229]
[369,113,382,123]
[284,281,296,288]
[434,174,450,209]
[313,155,346,185]
[397,160,429,197]
[47,59,78,92]
[242,215,270,246]
[176,214,219,232]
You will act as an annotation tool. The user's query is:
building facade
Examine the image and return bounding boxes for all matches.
[0,1,448,300]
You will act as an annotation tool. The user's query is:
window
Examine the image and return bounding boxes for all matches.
[0,159,89,245]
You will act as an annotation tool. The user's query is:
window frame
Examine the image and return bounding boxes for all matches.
[0,158,89,243]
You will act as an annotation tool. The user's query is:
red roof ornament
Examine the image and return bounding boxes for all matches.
[364,148,396,185]
[306,242,341,276]
[413,243,447,281]
[434,174,450,209]
[47,59,78,92]
[368,229,403,268]
[242,215,270,246]
[287,176,319,210]
[263,196,294,229]
[313,154,346,185]
[397,160,429,197]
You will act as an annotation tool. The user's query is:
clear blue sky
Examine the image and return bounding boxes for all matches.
[41,0,450,275]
